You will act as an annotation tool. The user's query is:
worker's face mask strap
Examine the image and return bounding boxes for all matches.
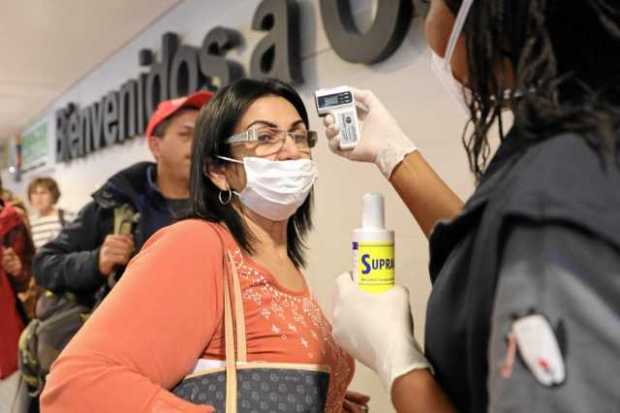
[430,0,475,114]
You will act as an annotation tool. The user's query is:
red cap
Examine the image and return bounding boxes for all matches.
[145,90,214,138]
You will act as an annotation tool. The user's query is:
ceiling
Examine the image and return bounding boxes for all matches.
[0,0,182,140]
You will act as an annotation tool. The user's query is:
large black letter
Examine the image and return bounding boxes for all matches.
[142,32,179,119]
[103,91,119,146]
[80,106,93,155]
[119,80,137,141]
[89,100,105,151]
[320,0,413,64]
[136,73,148,136]
[250,0,302,83]
[199,27,243,91]
[68,108,83,159]
[55,107,70,162]
[170,46,200,98]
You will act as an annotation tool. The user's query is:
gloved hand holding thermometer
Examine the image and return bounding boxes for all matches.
[317,87,418,179]
[316,87,462,402]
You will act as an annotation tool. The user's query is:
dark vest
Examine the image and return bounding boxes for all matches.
[425,130,620,412]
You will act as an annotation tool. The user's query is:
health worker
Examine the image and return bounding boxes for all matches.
[326,0,620,412]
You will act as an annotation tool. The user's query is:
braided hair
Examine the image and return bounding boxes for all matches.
[442,0,620,179]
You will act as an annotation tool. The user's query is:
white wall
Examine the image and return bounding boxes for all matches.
[6,1,477,411]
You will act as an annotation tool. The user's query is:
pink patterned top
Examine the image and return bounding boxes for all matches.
[204,223,355,412]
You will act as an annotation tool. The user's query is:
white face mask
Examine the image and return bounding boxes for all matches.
[218,156,318,221]
[430,0,474,114]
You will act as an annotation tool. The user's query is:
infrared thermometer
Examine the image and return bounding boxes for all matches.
[314,86,361,150]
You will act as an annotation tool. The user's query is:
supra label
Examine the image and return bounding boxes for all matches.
[355,242,394,293]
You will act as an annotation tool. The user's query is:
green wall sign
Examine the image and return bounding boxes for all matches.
[22,121,49,171]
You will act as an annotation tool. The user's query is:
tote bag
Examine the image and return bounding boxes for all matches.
[173,228,330,412]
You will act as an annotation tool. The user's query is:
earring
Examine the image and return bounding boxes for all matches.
[218,189,233,205]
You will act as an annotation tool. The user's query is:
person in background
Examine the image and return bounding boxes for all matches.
[17,177,73,324]
[33,90,213,307]
[0,195,35,411]
[0,178,35,315]
[0,178,31,231]
[27,177,74,250]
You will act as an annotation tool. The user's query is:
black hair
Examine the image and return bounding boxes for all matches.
[442,0,620,179]
[188,78,313,268]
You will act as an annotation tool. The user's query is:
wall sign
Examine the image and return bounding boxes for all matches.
[55,0,415,163]
[21,120,49,172]
[321,0,413,64]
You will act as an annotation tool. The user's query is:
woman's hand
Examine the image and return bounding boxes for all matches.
[332,273,431,392]
[343,390,370,412]
[323,88,417,179]
[2,247,22,276]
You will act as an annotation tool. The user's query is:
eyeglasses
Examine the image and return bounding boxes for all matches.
[225,126,317,157]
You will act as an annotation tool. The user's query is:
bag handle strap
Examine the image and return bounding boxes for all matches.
[214,223,248,412]
[225,250,247,362]
[211,224,247,359]
[223,258,238,412]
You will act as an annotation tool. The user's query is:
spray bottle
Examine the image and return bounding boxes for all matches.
[352,193,395,293]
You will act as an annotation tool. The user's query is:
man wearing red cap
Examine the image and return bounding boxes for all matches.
[34,90,213,309]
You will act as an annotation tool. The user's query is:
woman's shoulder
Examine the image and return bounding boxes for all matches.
[512,132,619,195]
[500,132,620,244]
[142,219,228,255]
[160,218,219,233]
[526,131,610,165]
[126,219,229,288]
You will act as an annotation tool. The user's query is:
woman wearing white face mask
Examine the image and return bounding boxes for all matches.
[327,0,620,412]
[191,78,367,412]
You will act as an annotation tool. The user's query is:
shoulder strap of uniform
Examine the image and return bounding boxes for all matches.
[58,208,66,227]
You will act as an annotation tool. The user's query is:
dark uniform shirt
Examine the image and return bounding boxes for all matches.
[425,129,620,412]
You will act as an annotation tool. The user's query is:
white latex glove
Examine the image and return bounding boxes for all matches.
[332,272,432,392]
[323,88,417,179]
